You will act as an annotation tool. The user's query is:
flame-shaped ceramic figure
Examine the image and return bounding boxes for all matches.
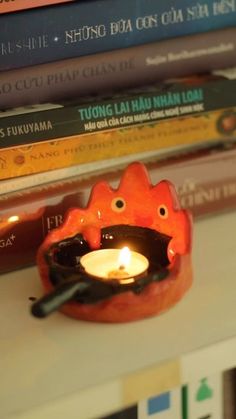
[34,162,193,322]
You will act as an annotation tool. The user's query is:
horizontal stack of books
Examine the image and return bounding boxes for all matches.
[1,0,236,274]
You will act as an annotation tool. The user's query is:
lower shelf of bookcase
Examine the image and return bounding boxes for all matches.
[1,211,236,419]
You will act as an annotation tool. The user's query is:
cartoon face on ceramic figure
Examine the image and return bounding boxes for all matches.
[47,162,192,262]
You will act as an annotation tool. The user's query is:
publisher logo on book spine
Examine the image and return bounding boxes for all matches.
[217,110,236,135]
[14,155,25,165]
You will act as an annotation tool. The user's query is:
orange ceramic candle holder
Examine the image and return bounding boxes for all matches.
[32,162,193,322]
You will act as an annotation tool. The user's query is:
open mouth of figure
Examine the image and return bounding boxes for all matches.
[44,224,172,304]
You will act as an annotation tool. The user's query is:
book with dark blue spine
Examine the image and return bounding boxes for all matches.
[0,0,236,71]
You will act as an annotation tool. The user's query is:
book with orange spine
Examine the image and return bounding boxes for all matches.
[0,0,74,14]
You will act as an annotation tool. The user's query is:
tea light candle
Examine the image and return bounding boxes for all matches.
[80,247,149,283]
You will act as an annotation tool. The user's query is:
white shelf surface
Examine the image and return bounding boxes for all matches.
[1,211,236,419]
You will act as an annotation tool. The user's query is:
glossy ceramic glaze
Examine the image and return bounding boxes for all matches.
[34,162,193,322]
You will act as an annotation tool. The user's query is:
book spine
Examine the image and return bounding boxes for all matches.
[1,107,236,180]
[0,191,85,274]
[1,76,236,148]
[0,0,236,71]
[1,145,236,274]
[223,368,236,419]
[186,373,223,419]
[138,387,182,418]
[1,27,236,110]
[0,0,74,14]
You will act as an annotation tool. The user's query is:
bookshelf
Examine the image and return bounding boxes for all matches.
[1,210,236,419]
[1,3,236,418]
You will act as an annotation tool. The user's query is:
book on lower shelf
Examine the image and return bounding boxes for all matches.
[103,369,236,419]
[138,372,223,419]
[138,387,182,418]
[223,368,236,419]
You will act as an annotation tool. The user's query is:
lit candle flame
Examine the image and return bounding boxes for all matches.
[118,246,131,270]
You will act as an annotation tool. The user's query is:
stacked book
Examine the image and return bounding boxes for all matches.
[1,0,236,275]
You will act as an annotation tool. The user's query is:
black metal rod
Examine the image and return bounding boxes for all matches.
[31,267,170,319]
[31,280,90,318]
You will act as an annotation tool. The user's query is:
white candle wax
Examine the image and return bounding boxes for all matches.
[80,248,149,281]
